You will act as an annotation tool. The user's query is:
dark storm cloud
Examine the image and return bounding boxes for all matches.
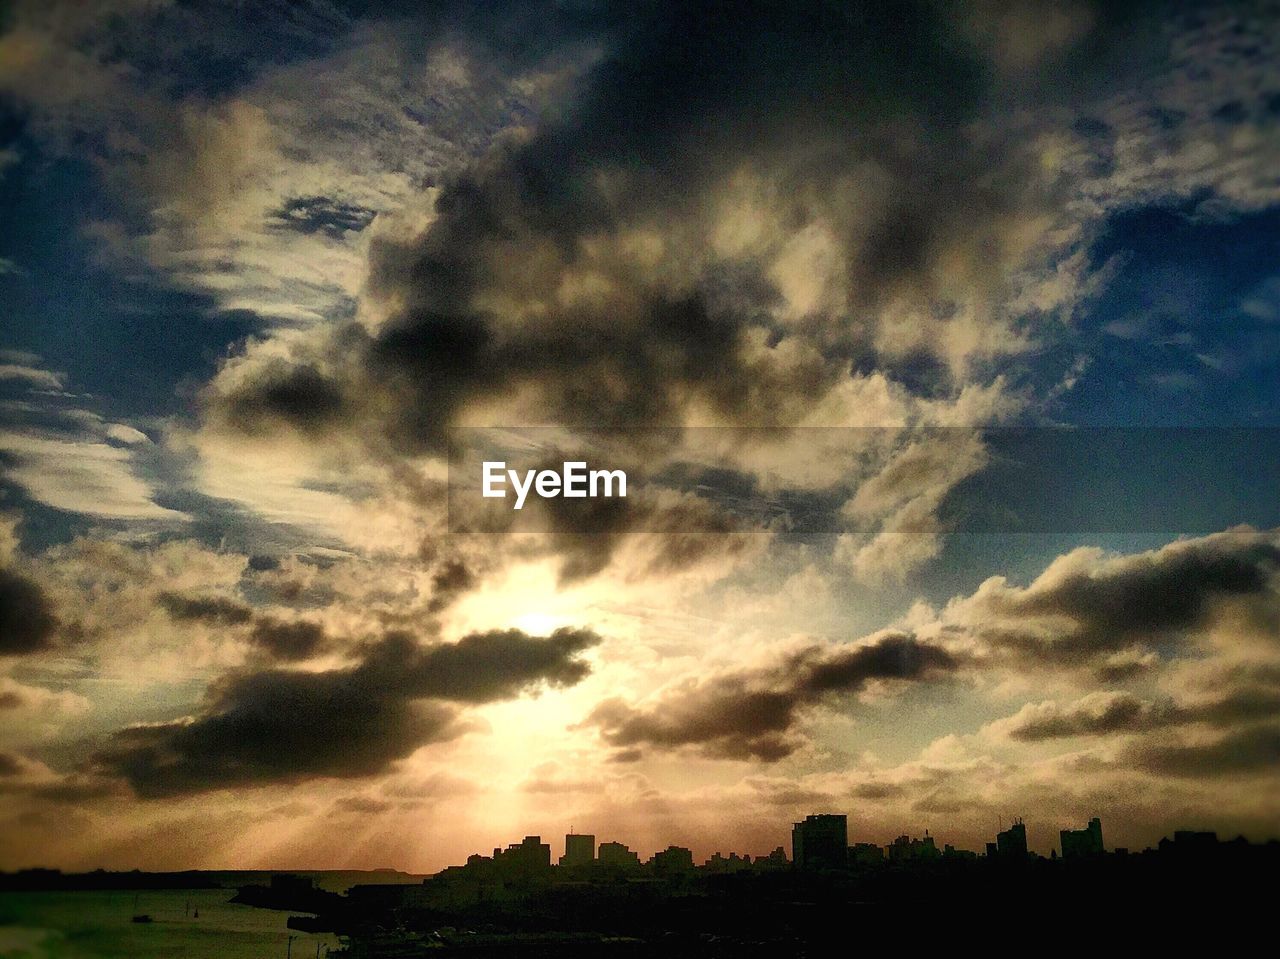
[157,591,254,626]
[431,559,474,594]
[586,632,960,760]
[158,590,328,660]
[211,0,1072,455]
[219,359,350,439]
[354,290,788,453]
[1126,725,1280,778]
[364,627,599,702]
[794,632,960,695]
[1000,681,1280,742]
[974,530,1280,667]
[93,626,600,796]
[1189,687,1280,727]
[0,567,59,655]
[590,686,800,761]
[853,781,906,800]
[247,617,328,659]
[1004,692,1168,741]
[426,559,474,612]
[1022,543,1279,639]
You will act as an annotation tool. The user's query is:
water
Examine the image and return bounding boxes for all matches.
[0,888,341,958]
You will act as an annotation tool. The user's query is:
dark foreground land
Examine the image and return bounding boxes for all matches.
[279,839,1280,955]
[5,840,1274,955]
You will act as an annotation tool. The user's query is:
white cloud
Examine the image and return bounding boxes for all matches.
[0,365,64,389]
[0,432,186,521]
[104,423,150,445]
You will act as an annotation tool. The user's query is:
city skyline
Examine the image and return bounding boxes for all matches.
[403,810,1231,876]
[2,0,1280,877]
[4,809,1257,882]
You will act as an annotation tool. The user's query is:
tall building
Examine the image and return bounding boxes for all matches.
[792,814,849,870]
[996,819,1029,860]
[560,833,596,868]
[1060,818,1104,860]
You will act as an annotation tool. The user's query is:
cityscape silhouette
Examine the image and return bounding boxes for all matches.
[5,812,1275,953]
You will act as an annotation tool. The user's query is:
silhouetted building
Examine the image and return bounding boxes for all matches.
[1061,818,1104,860]
[650,846,695,876]
[1159,831,1218,856]
[887,831,940,862]
[302,818,1280,948]
[560,833,595,868]
[792,814,848,870]
[493,836,552,878]
[943,844,977,860]
[598,841,641,871]
[704,852,752,874]
[996,819,1029,860]
[849,842,884,866]
[756,846,789,870]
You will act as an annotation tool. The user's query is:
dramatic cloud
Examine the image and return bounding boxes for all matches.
[587,632,960,760]
[157,591,254,627]
[0,433,185,521]
[991,684,1280,742]
[1126,726,1280,778]
[190,0,1196,585]
[996,692,1171,741]
[157,590,328,660]
[426,559,474,613]
[0,364,64,389]
[532,487,764,585]
[1,0,1279,870]
[219,359,351,440]
[246,618,328,660]
[209,1,1043,453]
[837,429,991,581]
[950,526,1280,670]
[93,626,600,796]
[593,527,1280,765]
[0,356,181,522]
[0,567,59,656]
[0,677,90,720]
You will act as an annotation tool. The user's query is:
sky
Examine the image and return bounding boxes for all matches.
[1,0,1279,871]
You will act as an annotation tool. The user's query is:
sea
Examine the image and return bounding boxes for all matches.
[0,871,425,959]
